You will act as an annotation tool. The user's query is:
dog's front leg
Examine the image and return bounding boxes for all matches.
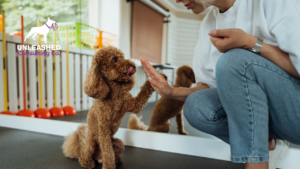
[123,80,154,114]
[98,125,115,169]
[175,111,188,135]
[123,74,167,114]
[78,132,96,169]
[79,113,98,168]
[24,29,34,41]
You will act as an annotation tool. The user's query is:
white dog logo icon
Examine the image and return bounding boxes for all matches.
[24,18,57,43]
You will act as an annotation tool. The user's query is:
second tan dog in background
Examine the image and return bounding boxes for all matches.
[128,65,195,135]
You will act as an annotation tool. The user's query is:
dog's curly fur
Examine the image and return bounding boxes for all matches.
[62,46,162,169]
[128,65,195,135]
[62,124,124,165]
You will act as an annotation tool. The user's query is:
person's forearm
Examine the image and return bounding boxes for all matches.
[168,84,210,102]
[247,36,300,79]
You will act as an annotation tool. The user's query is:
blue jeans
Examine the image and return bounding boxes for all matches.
[184,49,300,163]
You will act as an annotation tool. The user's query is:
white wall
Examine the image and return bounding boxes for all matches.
[88,0,97,29]
[98,0,120,37]
[89,0,121,48]
[119,0,132,59]
[167,14,201,67]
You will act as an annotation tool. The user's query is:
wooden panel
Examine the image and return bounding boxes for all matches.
[0,42,4,111]
[55,52,61,107]
[87,56,93,109]
[28,50,37,111]
[81,55,88,110]
[131,1,163,64]
[18,52,23,110]
[61,52,67,107]
[74,54,81,111]
[68,53,75,107]
[46,50,53,109]
[39,51,46,108]
[7,43,18,112]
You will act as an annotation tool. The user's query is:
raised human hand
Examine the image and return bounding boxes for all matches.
[140,58,172,98]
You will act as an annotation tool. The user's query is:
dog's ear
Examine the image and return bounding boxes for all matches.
[84,62,110,100]
[48,17,50,21]
[176,68,188,84]
[190,69,196,83]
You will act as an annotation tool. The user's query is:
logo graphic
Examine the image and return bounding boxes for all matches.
[24,17,58,43]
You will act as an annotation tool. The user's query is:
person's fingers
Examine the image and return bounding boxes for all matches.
[140,57,159,77]
[140,58,162,82]
[151,73,168,84]
[210,37,219,46]
[148,78,162,89]
[149,77,171,97]
[149,75,166,87]
[148,77,159,86]
[151,72,162,81]
[140,59,153,81]
[143,67,150,78]
[209,29,231,38]
[210,37,229,53]
[140,57,153,77]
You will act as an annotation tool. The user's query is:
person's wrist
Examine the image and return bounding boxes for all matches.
[166,86,175,98]
[243,33,257,49]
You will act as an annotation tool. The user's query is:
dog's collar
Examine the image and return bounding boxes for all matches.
[45,23,50,29]
[45,23,58,31]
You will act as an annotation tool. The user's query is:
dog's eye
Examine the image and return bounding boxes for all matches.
[112,58,118,63]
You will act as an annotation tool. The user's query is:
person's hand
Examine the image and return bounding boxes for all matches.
[140,57,173,98]
[209,28,257,53]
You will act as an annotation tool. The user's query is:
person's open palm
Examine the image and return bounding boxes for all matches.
[140,58,172,98]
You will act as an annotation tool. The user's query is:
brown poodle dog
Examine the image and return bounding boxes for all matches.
[62,46,166,169]
[128,65,195,135]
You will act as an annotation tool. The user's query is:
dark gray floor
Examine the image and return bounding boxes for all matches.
[0,127,245,169]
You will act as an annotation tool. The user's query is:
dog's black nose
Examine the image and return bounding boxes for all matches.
[131,65,136,69]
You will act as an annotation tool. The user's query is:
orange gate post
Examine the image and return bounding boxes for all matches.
[17,15,35,117]
[34,21,51,118]
[63,29,76,116]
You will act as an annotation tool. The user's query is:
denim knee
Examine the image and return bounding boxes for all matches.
[216,49,246,81]
[183,92,199,127]
[184,90,229,136]
[183,91,213,132]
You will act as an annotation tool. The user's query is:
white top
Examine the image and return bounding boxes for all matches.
[193,0,300,88]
